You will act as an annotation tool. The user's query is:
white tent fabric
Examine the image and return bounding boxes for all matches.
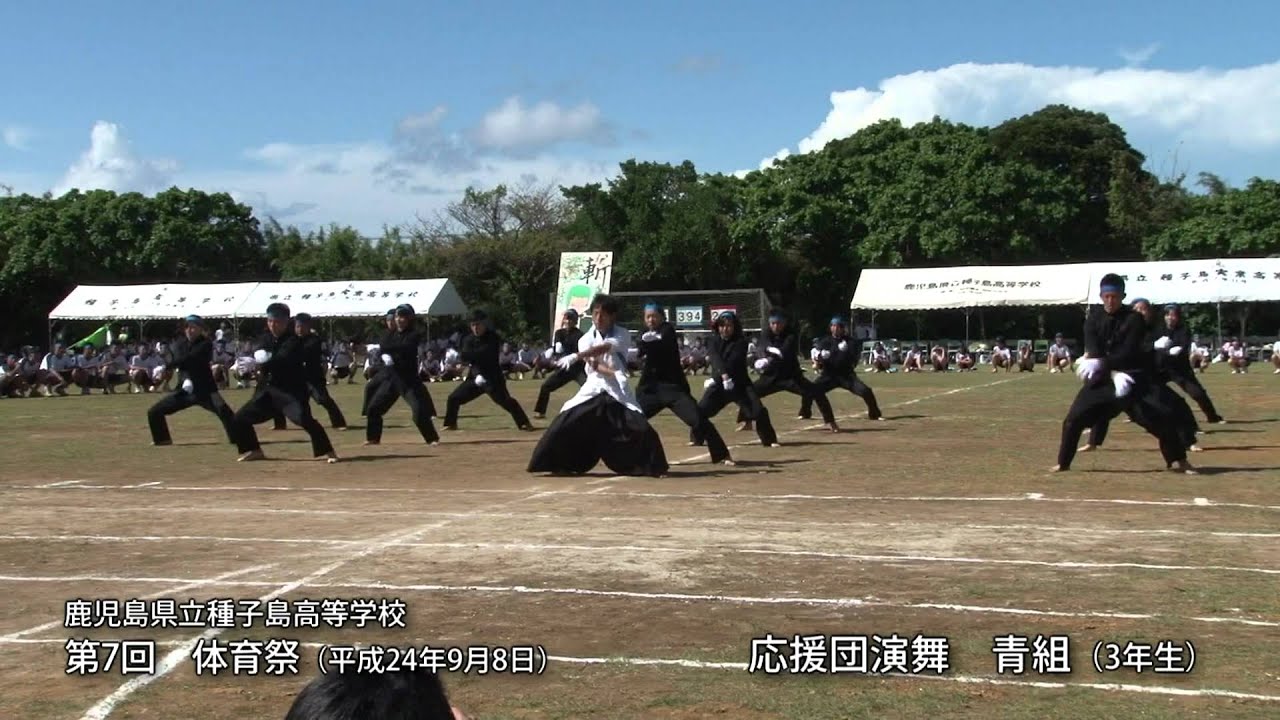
[851,258,1280,310]
[49,278,468,320]
[234,279,467,318]
[48,283,262,320]
[1084,258,1280,305]
[850,264,1091,310]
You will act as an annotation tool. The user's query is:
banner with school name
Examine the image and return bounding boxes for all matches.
[553,252,613,338]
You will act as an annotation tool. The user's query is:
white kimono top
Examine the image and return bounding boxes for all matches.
[562,323,641,414]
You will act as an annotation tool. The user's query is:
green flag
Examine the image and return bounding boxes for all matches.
[70,323,110,349]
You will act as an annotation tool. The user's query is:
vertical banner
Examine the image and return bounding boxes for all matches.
[553,251,614,337]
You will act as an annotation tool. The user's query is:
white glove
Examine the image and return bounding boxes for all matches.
[181,379,194,393]
[556,355,577,370]
[722,378,735,391]
[820,350,831,359]
[543,348,555,360]
[1075,357,1101,380]
[641,331,660,342]
[1169,346,1183,356]
[754,358,771,371]
[703,377,716,389]
[253,349,270,364]
[381,353,393,366]
[1153,336,1172,350]
[1112,371,1134,398]
[474,374,487,387]
[554,342,563,354]
[838,341,848,352]
[810,348,821,361]
[766,347,782,357]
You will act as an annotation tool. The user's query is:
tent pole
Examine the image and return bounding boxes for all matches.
[964,309,971,350]
[1216,302,1222,348]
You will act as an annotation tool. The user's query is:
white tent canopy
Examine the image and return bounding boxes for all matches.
[851,258,1280,310]
[49,278,468,321]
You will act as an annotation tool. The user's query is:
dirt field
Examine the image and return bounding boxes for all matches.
[1,368,1277,719]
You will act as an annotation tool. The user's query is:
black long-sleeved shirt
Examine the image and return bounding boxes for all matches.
[459,330,503,379]
[552,327,583,359]
[1082,306,1147,380]
[1160,324,1193,376]
[379,328,425,383]
[708,332,750,386]
[253,330,308,395]
[298,334,327,385]
[635,322,688,389]
[170,335,217,395]
[758,328,802,378]
[813,334,857,377]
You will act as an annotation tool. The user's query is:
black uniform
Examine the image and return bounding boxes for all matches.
[444,329,531,428]
[360,345,390,417]
[635,322,731,463]
[1056,306,1188,469]
[736,327,836,425]
[799,334,882,420]
[365,327,440,444]
[691,327,778,447]
[533,326,586,416]
[1087,315,1199,450]
[298,333,347,428]
[1161,323,1222,423]
[229,330,335,457]
[147,335,238,444]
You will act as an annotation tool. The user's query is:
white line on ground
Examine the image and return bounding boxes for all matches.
[670,375,1028,465]
[4,641,1276,702]
[8,574,1273,629]
[3,535,1275,576]
[74,488,555,720]
[6,508,1280,538]
[9,486,1277,511]
[0,563,278,642]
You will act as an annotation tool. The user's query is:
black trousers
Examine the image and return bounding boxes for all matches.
[361,369,389,416]
[691,382,778,446]
[445,377,531,428]
[527,394,668,477]
[1167,369,1222,423]
[1057,376,1187,469]
[799,373,882,420]
[736,373,835,424]
[273,381,348,429]
[147,390,237,444]
[1087,381,1199,450]
[638,382,731,463]
[533,366,587,415]
[231,387,334,457]
[365,376,439,444]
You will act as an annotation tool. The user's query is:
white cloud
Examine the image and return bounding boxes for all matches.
[778,60,1280,162]
[1119,43,1161,67]
[3,125,34,151]
[53,121,178,195]
[472,97,613,151]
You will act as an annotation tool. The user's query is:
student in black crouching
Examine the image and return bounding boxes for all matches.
[365,304,440,446]
[799,315,883,422]
[443,310,533,431]
[293,313,348,430]
[532,309,586,419]
[691,311,779,448]
[736,308,839,432]
[146,315,238,446]
[229,303,339,463]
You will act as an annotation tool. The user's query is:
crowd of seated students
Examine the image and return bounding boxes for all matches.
[6,327,1274,399]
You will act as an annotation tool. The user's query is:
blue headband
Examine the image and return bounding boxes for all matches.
[1130,297,1148,306]
[830,316,846,326]
[644,303,661,312]
[1099,284,1122,294]
[768,314,784,322]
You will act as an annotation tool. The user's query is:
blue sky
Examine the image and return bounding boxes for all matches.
[3,0,1278,233]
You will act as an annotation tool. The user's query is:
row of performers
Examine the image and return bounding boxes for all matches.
[145,297,881,474]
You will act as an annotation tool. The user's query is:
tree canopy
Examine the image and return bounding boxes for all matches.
[2,104,1277,348]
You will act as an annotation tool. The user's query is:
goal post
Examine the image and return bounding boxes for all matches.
[608,289,771,334]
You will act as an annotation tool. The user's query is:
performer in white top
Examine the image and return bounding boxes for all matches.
[527,294,668,477]
[1047,333,1072,373]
